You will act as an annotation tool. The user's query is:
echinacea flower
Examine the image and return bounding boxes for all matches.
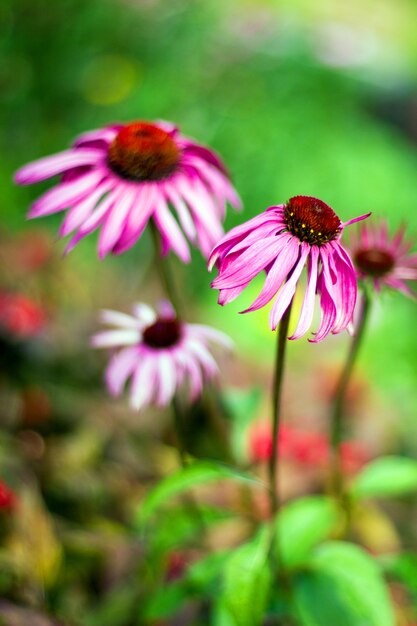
[348,220,417,297]
[209,196,370,341]
[91,301,233,411]
[15,120,241,261]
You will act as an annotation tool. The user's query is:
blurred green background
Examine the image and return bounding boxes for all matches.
[3,0,417,423]
[1,0,417,622]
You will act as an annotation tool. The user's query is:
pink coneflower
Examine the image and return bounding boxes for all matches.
[15,121,241,261]
[209,196,370,341]
[348,221,417,297]
[91,301,233,411]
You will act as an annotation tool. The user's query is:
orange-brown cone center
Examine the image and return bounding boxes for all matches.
[108,122,180,182]
[284,196,341,246]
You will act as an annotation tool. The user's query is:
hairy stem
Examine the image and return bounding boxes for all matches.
[269,302,293,518]
[330,290,371,497]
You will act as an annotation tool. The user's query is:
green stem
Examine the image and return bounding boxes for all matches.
[269,301,293,517]
[172,396,188,466]
[330,290,371,497]
[150,222,184,318]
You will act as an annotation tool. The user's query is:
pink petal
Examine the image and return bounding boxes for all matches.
[112,184,157,255]
[242,236,298,313]
[130,355,156,410]
[155,352,177,407]
[105,346,139,396]
[208,212,280,270]
[98,185,138,259]
[91,329,140,348]
[218,284,247,305]
[212,236,283,289]
[28,169,104,218]
[15,149,104,185]
[153,196,191,263]
[164,182,197,241]
[59,179,113,237]
[269,244,310,331]
[289,245,319,340]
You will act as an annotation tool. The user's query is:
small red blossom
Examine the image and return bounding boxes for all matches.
[0,481,16,511]
[248,422,369,474]
[15,230,54,271]
[165,551,188,582]
[0,292,45,339]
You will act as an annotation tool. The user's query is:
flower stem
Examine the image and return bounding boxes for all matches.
[330,290,371,497]
[172,396,188,466]
[150,221,184,318]
[269,301,293,517]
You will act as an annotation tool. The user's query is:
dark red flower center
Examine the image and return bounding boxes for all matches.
[354,248,395,277]
[284,196,341,246]
[143,317,182,349]
[108,122,181,182]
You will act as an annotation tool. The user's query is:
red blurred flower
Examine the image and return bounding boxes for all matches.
[15,230,54,271]
[248,421,369,474]
[165,551,188,582]
[0,481,16,511]
[0,292,45,339]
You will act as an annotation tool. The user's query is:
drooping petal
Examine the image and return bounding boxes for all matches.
[132,303,157,325]
[112,184,157,255]
[242,235,298,313]
[59,179,113,237]
[164,182,197,242]
[212,236,284,289]
[269,244,310,331]
[104,346,139,396]
[28,169,104,218]
[289,245,319,340]
[15,149,104,185]
[91,329,140,348]
[153,195,191,263]
[99,309,142,329]
[155,352,177,406]
[130,354,156,410]
[98,184,138,258]
[310,250,338,342]
[208,211,281,270]
[188,324,234,349]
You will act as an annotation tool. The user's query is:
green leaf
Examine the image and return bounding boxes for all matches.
[83,585,137,626]
[351,456,417,499]
[273,496,340,568]
[186,549,233,590]
[143,581,188,621]
[136,461,259,526]
[381,552,417,602]
[215,529,272,626]
[148,505,234,557]
[293,541,395,626]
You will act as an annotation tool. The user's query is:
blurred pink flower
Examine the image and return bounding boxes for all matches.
[209,196,370,341]
[349,220,417,297]
[15,120,241,261]
[91,301,233,411]
[0,292,45,339]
